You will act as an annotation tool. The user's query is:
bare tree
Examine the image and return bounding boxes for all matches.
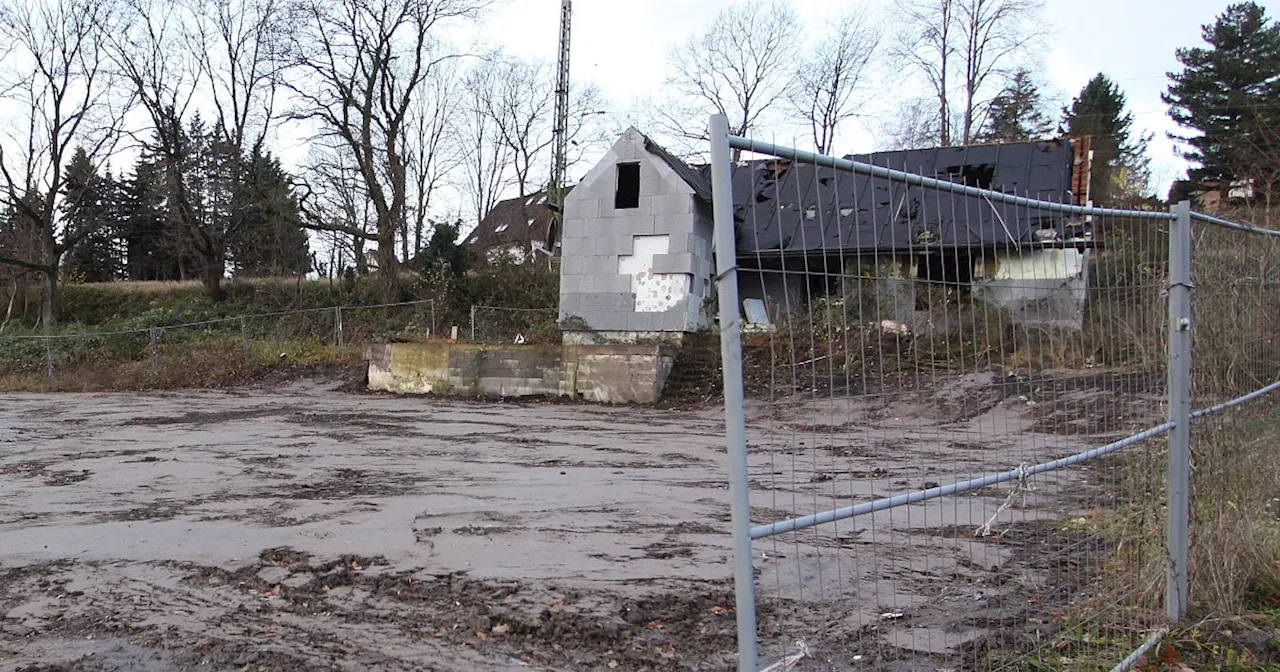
[460,62,514,230]
[895,0,956,146]
[298,141,375,275]
[896,0,1040,147]
[788,13,881,154]
[0,0,130,328]
[286,0,484,303]
[878,97,946,150]
[660,0,800,157]
[404,59,463,262]
[106,0,288,300]
[955,0,1041,145]
[478,55,554,200]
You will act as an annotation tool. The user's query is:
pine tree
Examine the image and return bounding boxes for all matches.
[1164,2,1280,186]
[119,152,177,281]
[1063,73,1151,205]
[229,150,310,277]
[977,69,1054,143]
[61,148,121,282]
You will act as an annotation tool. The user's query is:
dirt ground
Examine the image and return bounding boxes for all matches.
[0,371,1164,671]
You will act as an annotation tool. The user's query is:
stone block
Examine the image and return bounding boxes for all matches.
[653,194,694,216]
[582,254,620,276]
[650,253,695,275]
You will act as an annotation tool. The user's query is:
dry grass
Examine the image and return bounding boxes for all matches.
[0,338,361,393]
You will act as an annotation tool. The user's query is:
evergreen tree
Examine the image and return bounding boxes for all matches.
[61,148,121,282]
[120,151,183,281]
[229,150,310,277]
[977,69,1053,143]
[1063,73,1151,205]
[1164,2,1280,186]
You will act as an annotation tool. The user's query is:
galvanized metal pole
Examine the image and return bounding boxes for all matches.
[709,113,759,671]
[240,316,249,358]
[149,327,159,364]
[1166,200,1193,622]
[44,335,53,380]
[335,306,344,347]
[470,305,476,342]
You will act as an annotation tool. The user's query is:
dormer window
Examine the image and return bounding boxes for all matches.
[615,162,640,209]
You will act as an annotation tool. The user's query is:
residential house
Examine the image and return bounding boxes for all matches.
[558,128,1093,343]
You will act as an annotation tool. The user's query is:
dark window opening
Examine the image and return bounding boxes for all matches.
[615,162,640,209]
[940,163,996,189]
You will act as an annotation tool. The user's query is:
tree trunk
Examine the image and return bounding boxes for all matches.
[377,221,399,304]
[42,264,58,330]
[202,253,227,302]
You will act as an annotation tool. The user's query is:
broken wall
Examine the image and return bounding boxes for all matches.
[364,342,677,404]
[558,128,715,341]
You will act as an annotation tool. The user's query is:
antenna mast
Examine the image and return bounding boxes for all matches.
[550,0,572,218]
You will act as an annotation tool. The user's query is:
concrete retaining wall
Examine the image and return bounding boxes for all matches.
[365,342,676,404]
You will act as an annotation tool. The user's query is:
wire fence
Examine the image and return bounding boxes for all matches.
[467,305,560,345]
[0,299,438,381]
[707,116,1280,671]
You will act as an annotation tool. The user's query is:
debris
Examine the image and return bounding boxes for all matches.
[491,623,510,635]
[880,612,905,620]
[760,639,811,671]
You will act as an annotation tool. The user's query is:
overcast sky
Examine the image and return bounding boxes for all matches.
[441,0,1276,199]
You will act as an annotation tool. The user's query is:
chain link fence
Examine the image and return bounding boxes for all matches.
[707,116,1280,671]
[467,305,560,345]
[0,299,437,383]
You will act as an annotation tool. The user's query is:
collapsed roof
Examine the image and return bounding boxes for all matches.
[713,140,1085,254]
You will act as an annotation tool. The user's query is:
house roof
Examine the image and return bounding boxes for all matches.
[466,188,568,256]
[640,134,714,204]
[727,140,1082,254]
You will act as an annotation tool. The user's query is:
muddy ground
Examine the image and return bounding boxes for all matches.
[0,371,1163,671]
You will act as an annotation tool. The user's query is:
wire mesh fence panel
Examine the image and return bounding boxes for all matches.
[339,300,436,346]
[469,305,560,344]
[711,123,1180,670]
[1186,210,1280,633]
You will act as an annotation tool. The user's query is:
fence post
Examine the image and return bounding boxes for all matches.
[470,305,476,342]
[1166,199,1193,622]
[44,335,53,380]
[335,306,344,347]
[148,327,159,364]
[240,316,249,358]
[709,113,759,672]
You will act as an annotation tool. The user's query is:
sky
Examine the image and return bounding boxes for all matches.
[443,0,1278,200]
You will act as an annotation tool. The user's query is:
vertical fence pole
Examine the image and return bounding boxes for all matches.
[470,305,476,342]
[1167,199,1193,622]
[335,306,344,347]
[240,316,249,358]
[44,335,53,380]
[709,113,759,671]
[148,327,159,364]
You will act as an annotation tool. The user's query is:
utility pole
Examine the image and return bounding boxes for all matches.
[549,0,572,237]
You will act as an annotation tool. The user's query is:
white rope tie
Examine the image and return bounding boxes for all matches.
[976,462,1032,537]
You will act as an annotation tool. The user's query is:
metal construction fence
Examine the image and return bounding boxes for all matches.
[707,115,1280,670]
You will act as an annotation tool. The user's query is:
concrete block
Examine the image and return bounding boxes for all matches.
[599,273,633,293]
[582,254,620,276]
[559,274,580,295]
[627,312,656,332]
[561,255,582,275]
[654,193,694,216]
[560,236,589,256]
[559,294,581,313]
[653,212,696,236]
[650,253,695,275]
[594,236,620,254]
